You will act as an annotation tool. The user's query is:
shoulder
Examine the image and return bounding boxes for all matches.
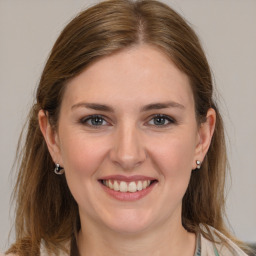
[200,224,248,256]
[0,252,19,256]
[0,241,70,256]
[40,240,70,256]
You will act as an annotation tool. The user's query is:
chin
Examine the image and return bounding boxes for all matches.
[101,209,154,235]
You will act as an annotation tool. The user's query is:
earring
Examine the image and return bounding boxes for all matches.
[54,163,64,175]
[196,160,201,169]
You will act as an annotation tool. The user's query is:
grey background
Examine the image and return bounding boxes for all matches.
[1,0,256,251]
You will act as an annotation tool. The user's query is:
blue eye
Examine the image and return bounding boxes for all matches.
[80,115,108,126]
[148,115,175,126]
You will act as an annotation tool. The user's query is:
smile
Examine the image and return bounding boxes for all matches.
[99,175,158,201]
[102,180,153,193]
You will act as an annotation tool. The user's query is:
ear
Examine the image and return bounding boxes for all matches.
[38,110,63,166]
[193,108,216,169]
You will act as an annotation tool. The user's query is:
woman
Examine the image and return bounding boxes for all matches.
[4,0,250,255]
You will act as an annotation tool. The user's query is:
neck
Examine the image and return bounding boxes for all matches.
[77,216,196,256]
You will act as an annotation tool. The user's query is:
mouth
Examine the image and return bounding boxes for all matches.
[99,179,158,193]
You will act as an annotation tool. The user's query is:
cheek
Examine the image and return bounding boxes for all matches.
[59,131,109,178]
[151,134,196,174]
[144,134,197,223]
[58,133,111,210]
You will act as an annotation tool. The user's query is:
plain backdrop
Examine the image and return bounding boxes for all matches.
[0,0,256,251]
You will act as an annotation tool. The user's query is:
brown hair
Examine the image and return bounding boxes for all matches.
[7,0,245,255]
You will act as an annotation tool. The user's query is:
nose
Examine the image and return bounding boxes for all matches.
[109,123,147,170]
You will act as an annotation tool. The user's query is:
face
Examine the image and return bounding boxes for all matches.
[41,45,213,236]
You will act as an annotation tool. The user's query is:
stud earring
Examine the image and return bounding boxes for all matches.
[54,163,64,175]
[196,160,201,169]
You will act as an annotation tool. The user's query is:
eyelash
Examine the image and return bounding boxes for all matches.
[147,114,176,127]
[80,115,109,127]
[79,114,176,128]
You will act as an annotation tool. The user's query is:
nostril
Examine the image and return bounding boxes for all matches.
[110,155,146,170]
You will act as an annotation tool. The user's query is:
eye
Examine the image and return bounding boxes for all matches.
[80,115,109,127]
[148,114,175,126]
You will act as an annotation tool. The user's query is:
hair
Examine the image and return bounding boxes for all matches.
[7,0,247,255]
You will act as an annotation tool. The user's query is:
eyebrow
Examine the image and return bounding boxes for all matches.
[71,101,185,112]
[71,103,114,112]
[140,102,185,112]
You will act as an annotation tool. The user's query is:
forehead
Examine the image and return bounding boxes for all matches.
[62,45,194,110]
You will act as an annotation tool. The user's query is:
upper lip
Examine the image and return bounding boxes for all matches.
[99,175,157,182]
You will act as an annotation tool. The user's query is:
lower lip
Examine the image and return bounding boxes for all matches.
[100,181,157,201]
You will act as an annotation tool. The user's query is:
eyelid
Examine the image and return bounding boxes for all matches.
[79,114,110,127]
[78,114,176,128]
[146,114,176,126]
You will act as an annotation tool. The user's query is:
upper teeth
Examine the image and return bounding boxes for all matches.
[103,180,151,193]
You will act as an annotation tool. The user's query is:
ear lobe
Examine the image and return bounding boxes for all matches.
[38,110,62,164]
[195,108,216,163]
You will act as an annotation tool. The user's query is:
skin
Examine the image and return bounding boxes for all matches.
[39,44,216,256]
